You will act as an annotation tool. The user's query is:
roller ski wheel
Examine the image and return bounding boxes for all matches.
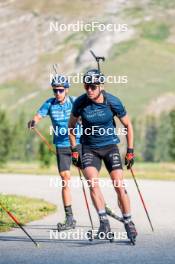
[57,218,76,232]
[87,230,93,242]
[130,237,136,246]
[124,221,137,246]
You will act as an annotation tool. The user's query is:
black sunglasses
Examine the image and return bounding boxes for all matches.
[84,84,98,91]
[53,88,65,94]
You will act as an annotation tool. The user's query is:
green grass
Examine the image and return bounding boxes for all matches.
[56,38,175,119]
[0,0,175,123]
[0,80,37,108]
[1,38,175,121]
[100,39,175,117]
[0,79,42,119]
[0,194,56,232]
[139,21,170,41]
[150,0,175,9]
[0,161,174,181]
[117,162,175,181]
[123,5,145,18]
[12,0,105,18]
[78,162,175,181]
[109,40,138,59]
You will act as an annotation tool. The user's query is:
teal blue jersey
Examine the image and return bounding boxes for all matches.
[37,96,81,147]
[72,92,127,148]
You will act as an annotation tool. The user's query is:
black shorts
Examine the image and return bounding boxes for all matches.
[82,144,122,173]
[56,144,82,173]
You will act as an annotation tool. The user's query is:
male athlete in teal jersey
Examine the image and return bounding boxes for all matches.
[28,75,81,231]
[69,69,137,241]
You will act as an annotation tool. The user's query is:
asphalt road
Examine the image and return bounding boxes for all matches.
[0,173,175,264]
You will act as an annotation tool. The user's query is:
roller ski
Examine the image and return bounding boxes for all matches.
[106,205,138,245]
[87,219,114,243]
[57,217,76,232]
[105,205,124,223]
[124,220,137,245]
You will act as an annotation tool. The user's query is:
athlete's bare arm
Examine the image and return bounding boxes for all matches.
[120,114,134,149]
[33,113,42,124]
[68,113,79,147]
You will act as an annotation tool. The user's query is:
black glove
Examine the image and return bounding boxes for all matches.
[28,120,36,129]
[125,148,135,169]
[71,146,81,167]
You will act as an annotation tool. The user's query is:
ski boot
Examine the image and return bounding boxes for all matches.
[88,219,114,242]
[57,216,76,232]
[124,220,137,245]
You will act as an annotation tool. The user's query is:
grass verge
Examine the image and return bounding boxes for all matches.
[0,161,174,181]
[0,194,56,232]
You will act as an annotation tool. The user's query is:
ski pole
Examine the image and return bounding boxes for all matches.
[77,168,94,229]
[53,64,58,75]
[130,168,154,232]
[90,50,105,72]
[0,201,39,247]
[34,128,56,155]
